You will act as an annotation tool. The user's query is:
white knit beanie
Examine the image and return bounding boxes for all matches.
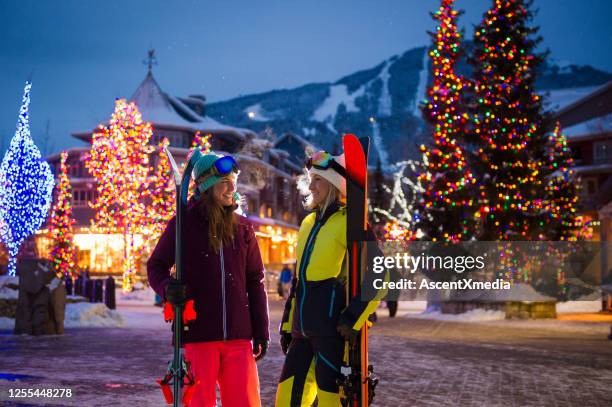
[308,153,346,197]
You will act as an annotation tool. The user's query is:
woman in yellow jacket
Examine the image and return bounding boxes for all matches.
[275,150,380,407]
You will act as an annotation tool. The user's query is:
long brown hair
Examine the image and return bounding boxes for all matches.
[197,190,237,253]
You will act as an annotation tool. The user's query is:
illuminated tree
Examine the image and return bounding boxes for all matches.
[48,151,77,277]
[0,82,54,276]
[147,137,175,244]
[543,122,580,241]
[469,0,551,241]
[417,0,478,242]
[85,99,153,291]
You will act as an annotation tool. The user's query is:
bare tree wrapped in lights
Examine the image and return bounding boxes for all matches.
[0,82,54,276]
[372,159,425,242]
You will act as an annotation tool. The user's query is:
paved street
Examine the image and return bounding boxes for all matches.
[1,299,611,406]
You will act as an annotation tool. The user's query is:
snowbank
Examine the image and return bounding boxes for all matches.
[0,275,19,288]
[0,316,14,330]
[0,286,18,300]
[556,300,602,313]
[411,309,506,322]
[477,283,556,302]
[65,302,124,328]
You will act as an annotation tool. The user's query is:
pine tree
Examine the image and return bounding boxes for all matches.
[544,122,580,240]
[85,99,153,291]
[469,0,551,241]
[0,82,54,276]
[187,132,212,200]
[147,137,175,244]
[48,151,77,278]
[190,131,212,153]
[417,0,478,242]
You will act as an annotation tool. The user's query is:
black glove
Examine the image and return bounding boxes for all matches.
[337,323,359,343]
[164,278,187,306]
[280,332,292,355]
[253,339,269,361]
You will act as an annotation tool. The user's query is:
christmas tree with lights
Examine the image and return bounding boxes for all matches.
[48,151,77,278]
[0,82,54,276]
[469,0,551,241]
[85,99,153,291]
[543,122,580,241]
[187,132,212,200]
[190,131,212,153]
[147,137,176,244]
[417,0,478,242]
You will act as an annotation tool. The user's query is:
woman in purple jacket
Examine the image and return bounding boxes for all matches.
[147,152,269,407]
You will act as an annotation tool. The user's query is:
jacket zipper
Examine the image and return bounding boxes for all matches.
[220,243,227,340]
[329,288,336,318]
[298,222,322,336]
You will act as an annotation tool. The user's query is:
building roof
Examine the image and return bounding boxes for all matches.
[130,72,254,137]
[565,112,612,140]
[72,71,256,143]
[555,81,612,128]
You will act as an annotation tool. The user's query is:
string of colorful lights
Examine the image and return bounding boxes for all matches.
[48,151,77,278]
[0,82,54,276]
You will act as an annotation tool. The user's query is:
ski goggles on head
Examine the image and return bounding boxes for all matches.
[211,155,238,176]
[198,155,238,181]
[305,151,346,177]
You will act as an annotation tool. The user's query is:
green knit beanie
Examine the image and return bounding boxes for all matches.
[191,152,225,196]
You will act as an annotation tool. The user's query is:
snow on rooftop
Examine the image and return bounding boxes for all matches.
[565,112,612,138]
[130,72,187,126]
[129,72,249,139]
[546,86,600,112]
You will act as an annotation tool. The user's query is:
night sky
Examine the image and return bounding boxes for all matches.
[1,0,611,155]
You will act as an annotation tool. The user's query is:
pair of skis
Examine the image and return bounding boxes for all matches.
[339,134,378,406]
[156,147,201,406]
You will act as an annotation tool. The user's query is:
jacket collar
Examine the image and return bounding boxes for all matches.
[315,200,343,224]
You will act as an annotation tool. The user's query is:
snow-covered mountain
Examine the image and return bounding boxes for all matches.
[207,46,612,168]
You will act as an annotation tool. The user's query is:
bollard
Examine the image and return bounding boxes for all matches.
[105,276,116,310]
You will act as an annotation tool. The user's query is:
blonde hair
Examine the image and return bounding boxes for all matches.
[297,170,342,213]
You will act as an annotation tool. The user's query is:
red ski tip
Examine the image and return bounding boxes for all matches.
[182,379,200,406]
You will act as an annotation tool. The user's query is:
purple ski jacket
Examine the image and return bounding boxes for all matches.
[147,202,269,343]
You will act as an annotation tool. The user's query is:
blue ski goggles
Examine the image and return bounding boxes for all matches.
[195,155,238,183]
[209,156,238,177]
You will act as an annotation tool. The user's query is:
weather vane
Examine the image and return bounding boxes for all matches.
[143,48,158,73]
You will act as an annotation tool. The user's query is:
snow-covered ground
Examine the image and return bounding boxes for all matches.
[115,285,157,306]
[556,300,602,313]
[0,316,14,330]
[410,309,506,322]
[0,286,18,299]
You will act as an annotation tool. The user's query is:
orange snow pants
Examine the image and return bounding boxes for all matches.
[185,339,261,407]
